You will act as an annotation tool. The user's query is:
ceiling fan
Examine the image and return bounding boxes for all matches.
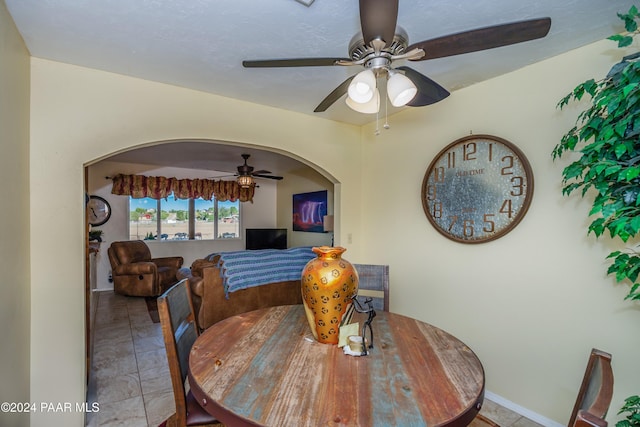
[243,0,551,113]
[234,154,283,188]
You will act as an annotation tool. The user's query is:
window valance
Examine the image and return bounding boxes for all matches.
[110,174,255,203]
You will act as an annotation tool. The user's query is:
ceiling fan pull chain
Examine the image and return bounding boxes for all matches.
[383,85,390,130]
[375,76,381,136]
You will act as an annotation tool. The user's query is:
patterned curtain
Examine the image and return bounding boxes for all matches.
[110,174,255,203]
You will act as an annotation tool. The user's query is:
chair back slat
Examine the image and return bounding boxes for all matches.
[353,264,389,312]
[158,279,199,426]
[166,283,193,334]
[581,361,604,412]
[569,348,614,427]
[175,320,197,381]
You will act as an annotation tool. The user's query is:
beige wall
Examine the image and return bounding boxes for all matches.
[0,1,30,426]
[29,58,361,426]
[21,24,640,427]
[360,40,639,425]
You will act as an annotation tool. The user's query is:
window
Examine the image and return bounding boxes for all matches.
[129,196,240,241]
[216,200,240,239]
[194,198,215,239]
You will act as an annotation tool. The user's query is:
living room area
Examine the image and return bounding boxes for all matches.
[3,1,640,426]
[85,144,336,294]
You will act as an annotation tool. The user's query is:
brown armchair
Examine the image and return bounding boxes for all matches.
[108,240,184,297]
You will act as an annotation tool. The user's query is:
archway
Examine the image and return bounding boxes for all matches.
[83,138,340,396]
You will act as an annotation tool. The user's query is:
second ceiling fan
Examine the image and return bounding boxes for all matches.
[243,0,551,113]
[234,154,283,188]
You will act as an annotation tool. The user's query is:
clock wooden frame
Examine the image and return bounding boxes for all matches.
[421,134,534,244]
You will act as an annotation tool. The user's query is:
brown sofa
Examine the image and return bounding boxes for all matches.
[181,256,302,330]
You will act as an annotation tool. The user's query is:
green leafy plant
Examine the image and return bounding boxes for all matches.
[552,5,640,301]
[617,395,640,427]
[553,7,640,427]
[88,229,103,242]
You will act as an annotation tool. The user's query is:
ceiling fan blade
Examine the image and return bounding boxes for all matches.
[253,174,284,180]
[359,0,399,48]
[396,66,450,107]
[407,17,552,61]
[243,58,350,68]
[252,170,272,175]
[314,75,355,112]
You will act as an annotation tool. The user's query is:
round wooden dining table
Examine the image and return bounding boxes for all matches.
[188,305,485,427]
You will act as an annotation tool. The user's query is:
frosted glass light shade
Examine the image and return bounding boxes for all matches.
[387,72,417,107]
[346,88,380,113]
[237,175,254,188]
[347,69,376,103]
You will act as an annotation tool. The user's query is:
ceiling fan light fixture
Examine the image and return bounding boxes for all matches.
[237,174,254,188]
[387,72,417,107]
[346,88,380,113]
[347,69,376,103]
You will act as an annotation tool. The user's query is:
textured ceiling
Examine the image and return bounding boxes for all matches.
[6,0,634,127]
[5,0,634,176]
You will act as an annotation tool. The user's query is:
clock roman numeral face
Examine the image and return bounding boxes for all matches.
[421,135,534,243]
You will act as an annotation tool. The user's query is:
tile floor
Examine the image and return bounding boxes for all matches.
[86,291,174,427]
[85,290,545,427]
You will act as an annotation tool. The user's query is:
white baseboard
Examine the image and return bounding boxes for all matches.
[485,390,563,427]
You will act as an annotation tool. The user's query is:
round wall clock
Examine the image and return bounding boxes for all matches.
[87,195,111,226]
[421,134,534,244]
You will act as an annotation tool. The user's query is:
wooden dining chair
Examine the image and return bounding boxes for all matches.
[158,279,222,427]
[568,348,614,427]
[353,264,389,311]
[472,348,613,427]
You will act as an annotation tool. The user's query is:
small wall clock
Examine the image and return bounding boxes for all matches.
[421,134,534,243]
[87,195,111,226]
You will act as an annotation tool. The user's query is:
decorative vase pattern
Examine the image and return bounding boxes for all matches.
[301,246,359,344]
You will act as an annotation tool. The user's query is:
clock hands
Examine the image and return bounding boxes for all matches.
[88,196,111,225]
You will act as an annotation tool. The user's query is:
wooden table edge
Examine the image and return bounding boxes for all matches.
[188,305,486,427]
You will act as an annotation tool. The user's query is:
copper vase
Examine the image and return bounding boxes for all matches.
[301,246,359,344]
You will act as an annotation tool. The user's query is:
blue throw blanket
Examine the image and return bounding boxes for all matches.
[211,247,315,297]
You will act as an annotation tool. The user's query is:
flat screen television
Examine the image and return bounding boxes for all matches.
[245,228,287,250]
